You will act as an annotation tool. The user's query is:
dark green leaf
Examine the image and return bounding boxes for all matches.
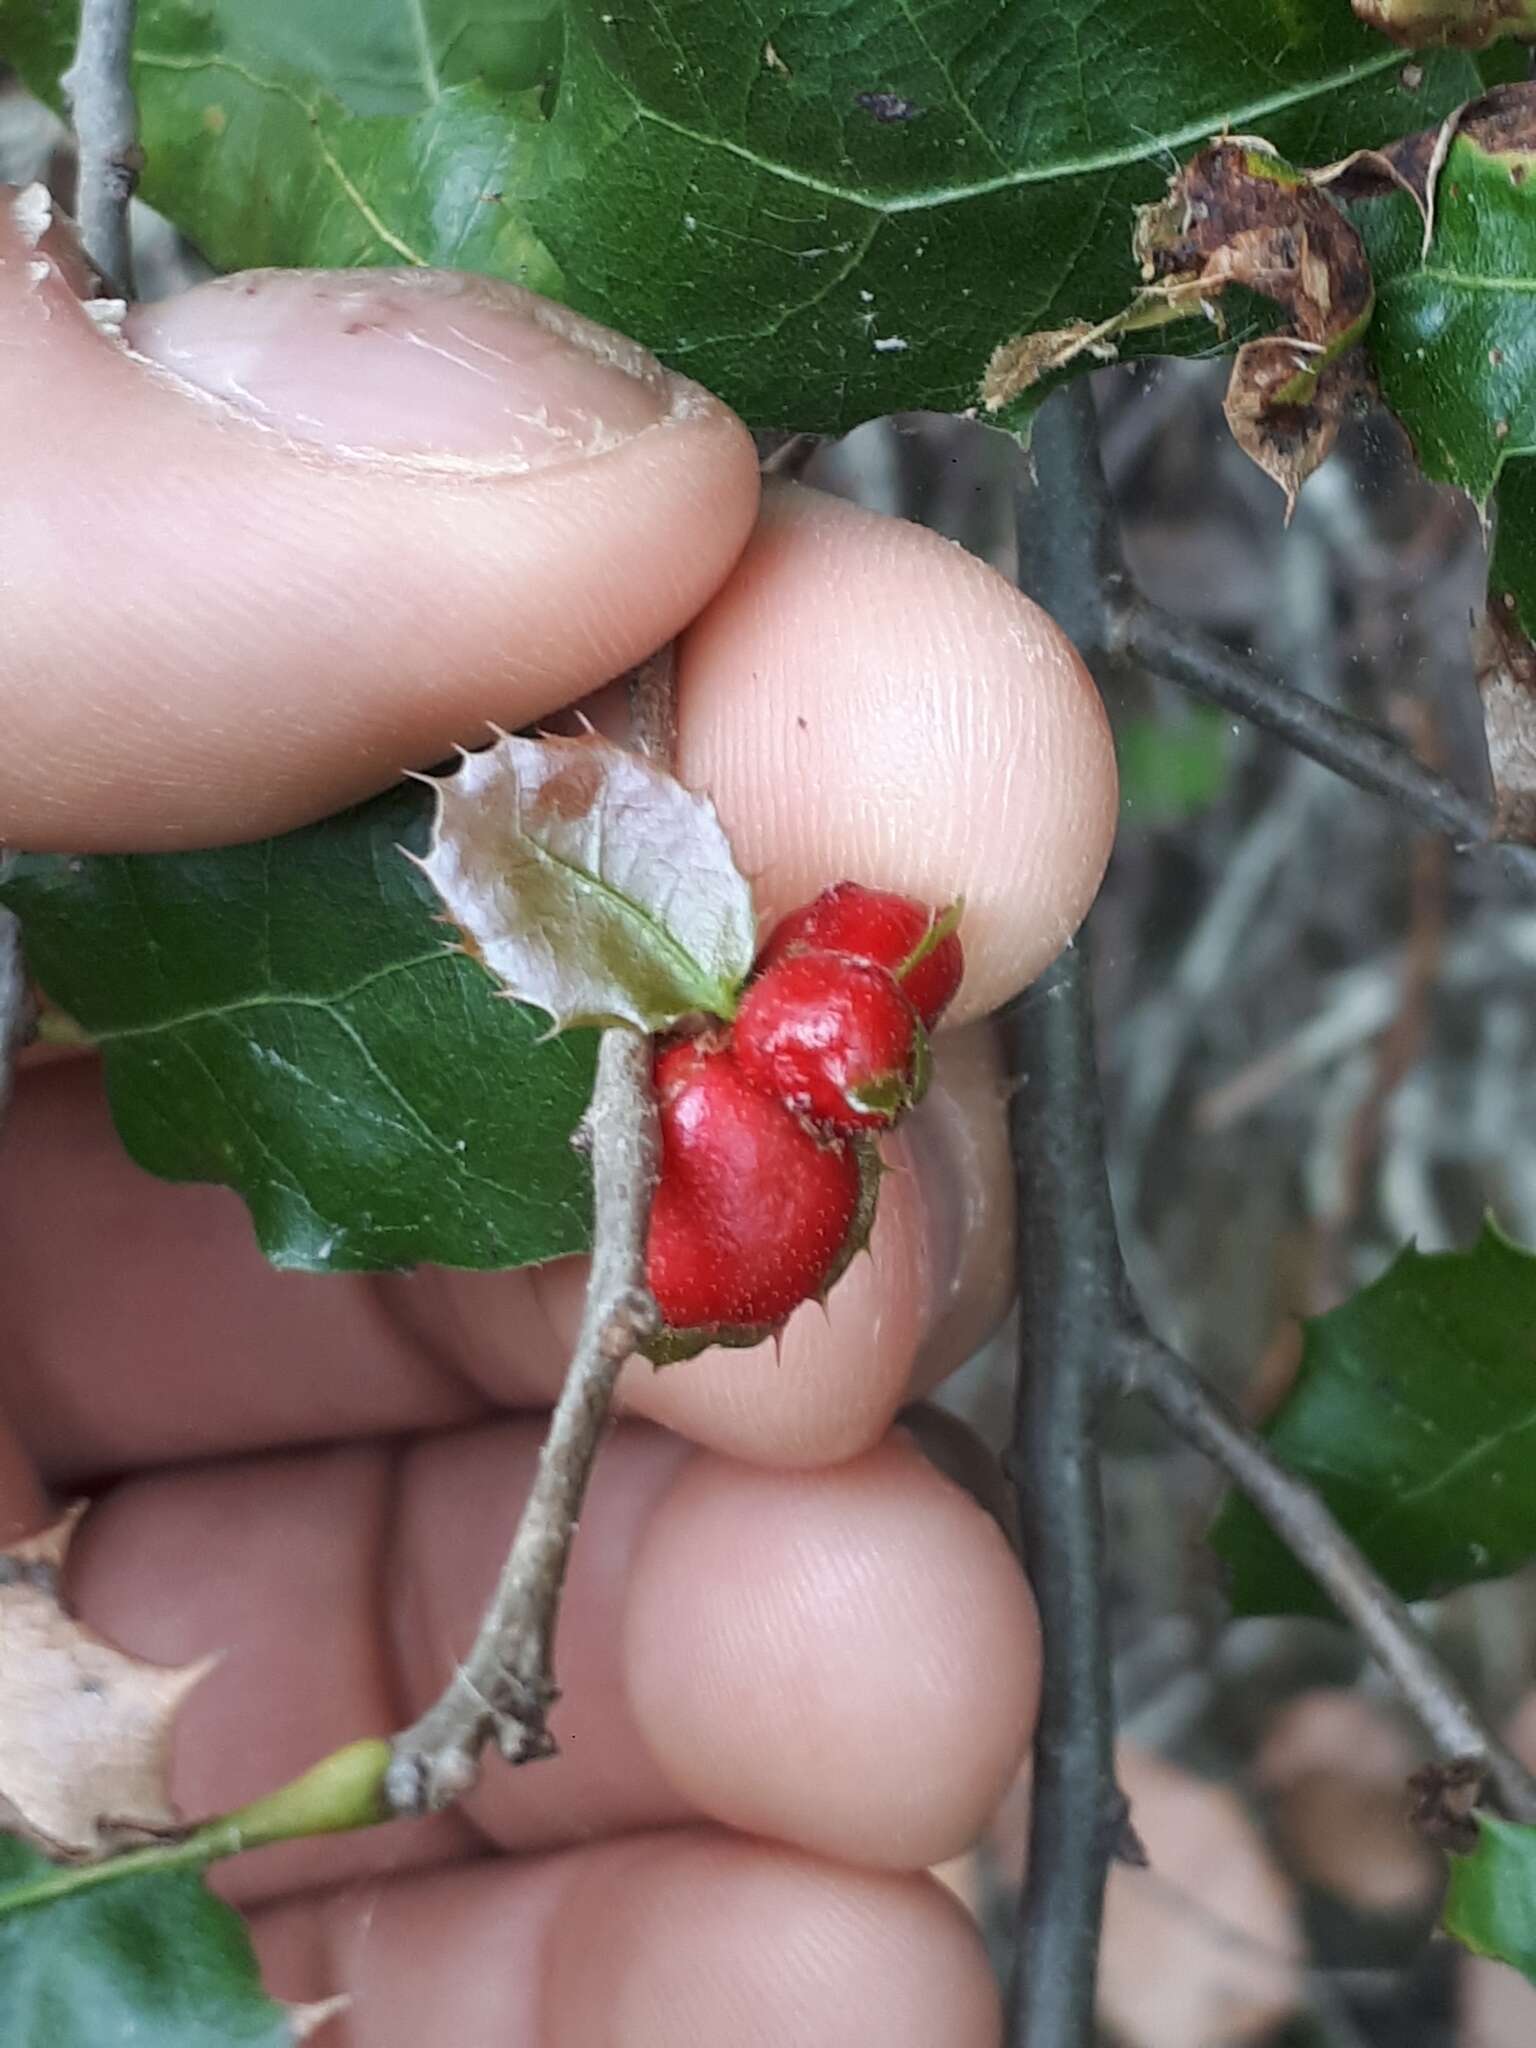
[1493,456,1536,638]
[0,1834,295,2048]
[1354,118,1536,504]
[532,0,1476,430]
[1211,1223,1536,1617]
[1444,1813,1536,1984]
[0,786,597,1274]
[0,0,562,286]
[1477,36,1536,90]
[3,0,1480,431]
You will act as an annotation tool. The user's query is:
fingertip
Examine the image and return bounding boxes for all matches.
[612,1132,930,1467]
[254,1834,1002,2048]
[542,1834,1003,2048]
[677,481,1118,1020]
[623,1435,1040,1870]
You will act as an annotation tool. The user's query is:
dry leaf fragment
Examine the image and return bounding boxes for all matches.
[1322,83,1536,263]
[982,322,1112,410]
[413,730,757,1034]
[0,1507,212,1859]
[1352,0,1536,46]
[1407,1755,1486,1853]
[1476,603,1536,842]
[1134,141,1376,516]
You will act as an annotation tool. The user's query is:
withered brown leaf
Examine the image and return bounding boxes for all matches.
[1134,142,1375,516]
[0,1507,212,1859]
[1352,0,1536,47]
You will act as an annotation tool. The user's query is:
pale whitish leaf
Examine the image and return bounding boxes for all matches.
[0,1509,211,1859]
[416,732,756,1032]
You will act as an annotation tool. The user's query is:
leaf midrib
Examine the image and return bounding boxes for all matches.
[1344,1359,1536,1566]
[610,45,1409,216]
[512,831,740,1017]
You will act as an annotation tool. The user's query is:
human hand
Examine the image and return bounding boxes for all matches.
[0,196,1116,2046]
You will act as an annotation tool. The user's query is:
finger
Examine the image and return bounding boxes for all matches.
[678,479,1116,1016]
[0,191,759,848]
[251,1833,1001,2048]
[68,1423,1038,1899]
[1,1026,1012,1476]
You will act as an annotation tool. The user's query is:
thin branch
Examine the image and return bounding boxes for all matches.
[1000,939,1129,2048]
[1122,1329,1536,1825]
[1027,381,1536,881]
[1007,409,1145,2044]
[61,0,141,296]
[385,655,673,1815]
[1002,389,1536,2048]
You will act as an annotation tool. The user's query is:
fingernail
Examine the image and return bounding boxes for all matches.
[897,1026,1016,1389]
[122,268,699,470]
[896,1402,1018,1544]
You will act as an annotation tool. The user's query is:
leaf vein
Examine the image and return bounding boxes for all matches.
[614,46,1408,216]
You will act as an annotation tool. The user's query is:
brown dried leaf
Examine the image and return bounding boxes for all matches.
[1134,141,1376,515]
[414,730,757,1033]
[1408,1755,1486,1853]
[1476,604,1536,842]
[0,1507,212,1859]
[1322,83,1536,255]
[981,322,1109,410]
[1352,0,1536,47]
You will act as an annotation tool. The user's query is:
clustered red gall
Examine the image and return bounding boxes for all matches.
[645,882,963,1346]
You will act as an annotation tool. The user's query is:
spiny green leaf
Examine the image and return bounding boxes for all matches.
[1354,117,1536,505]
[1211,1223,1536,1617]
[0,785,598,1275]
[1444,1813,1536,1984]
[2,0,1480,432]
[0,1834,296,2048]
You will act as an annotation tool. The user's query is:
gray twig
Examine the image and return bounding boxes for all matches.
[1004,387,1536,2047]
[1000,939,1128,2048]
[1121,1329,1536,1825]
[386,655,672,1814]
[61,0,141,296]
[1031,381,1536,880]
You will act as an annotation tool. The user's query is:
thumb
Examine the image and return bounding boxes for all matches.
[0,186,759,851]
